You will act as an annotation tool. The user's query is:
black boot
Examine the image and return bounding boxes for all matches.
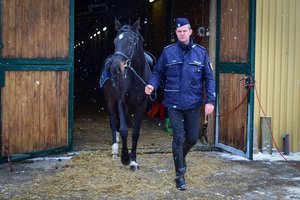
[183,142,192,173]
[183,157,187,174]
[172,142,187,190]
[175,168,187,190]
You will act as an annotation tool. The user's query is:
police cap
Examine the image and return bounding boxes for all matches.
[175,18,190,28]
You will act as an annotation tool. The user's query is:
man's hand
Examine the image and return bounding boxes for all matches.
[145,85,154,95]
[205,103,214,115]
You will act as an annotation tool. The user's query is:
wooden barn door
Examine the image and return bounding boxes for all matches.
[215,0,255,159]
[0,0,74,162]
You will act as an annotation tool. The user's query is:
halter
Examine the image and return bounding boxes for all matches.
[113,28,147,86]
[114,28,139,62]
[112,27,156,101]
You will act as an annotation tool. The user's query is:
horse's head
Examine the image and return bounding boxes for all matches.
[110,19,144,77]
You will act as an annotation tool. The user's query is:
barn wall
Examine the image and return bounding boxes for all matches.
[255,0,300,152]
[219,73,248,151]
[220,0,249,62]
[1,0,69,59]
[0,0,73,160]
[1,71,69,155]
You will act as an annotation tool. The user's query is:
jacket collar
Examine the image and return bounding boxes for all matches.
[177,37,194,52]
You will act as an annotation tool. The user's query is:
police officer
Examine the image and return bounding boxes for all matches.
[145,18,215,190]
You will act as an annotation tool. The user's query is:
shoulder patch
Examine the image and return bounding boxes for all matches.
[193,44,206,50]
[164,43,176,50]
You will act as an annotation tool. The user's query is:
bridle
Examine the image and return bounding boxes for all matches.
[114,28,139,67]
[111,27,156,101]
[113,28,148,86]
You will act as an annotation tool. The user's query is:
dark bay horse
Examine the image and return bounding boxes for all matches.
[100,19,152,171]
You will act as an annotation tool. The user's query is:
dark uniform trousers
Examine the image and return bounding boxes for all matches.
[168,105,200,175]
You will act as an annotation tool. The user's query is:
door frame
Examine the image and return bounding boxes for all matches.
[214,0,256,159]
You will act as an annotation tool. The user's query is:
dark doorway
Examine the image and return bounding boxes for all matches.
[72,0,215,153]
[74,0,149,115]
[74,0,211,116]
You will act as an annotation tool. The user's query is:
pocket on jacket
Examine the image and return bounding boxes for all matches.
[165,85,179,92]
[188,61,203,87]
[189,61,203,74]
[166,61,183,77]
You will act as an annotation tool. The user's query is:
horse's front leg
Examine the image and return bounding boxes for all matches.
[130,98,148,171]
[118,101,130,165]
[106,100,119,158]
[110,116,119,159]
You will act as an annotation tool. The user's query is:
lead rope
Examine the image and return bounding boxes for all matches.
[124,60,156,101]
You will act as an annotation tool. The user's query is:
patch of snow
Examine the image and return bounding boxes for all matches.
[216,151,300,162]
[285,186,300,199]
[213,172,225,176]
[29,156,72,161]
[253,152,300,161]
[254,190,266,195]
[28,151,79,162]
[159,169,167,173]
[216,152,249,161]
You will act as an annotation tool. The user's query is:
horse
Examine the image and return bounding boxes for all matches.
[99,19,153,171]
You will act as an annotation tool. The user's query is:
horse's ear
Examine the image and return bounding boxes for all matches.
[132,18,141,31]
[115,18,122,31]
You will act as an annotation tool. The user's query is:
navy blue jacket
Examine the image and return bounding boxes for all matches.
[148,40,215,109]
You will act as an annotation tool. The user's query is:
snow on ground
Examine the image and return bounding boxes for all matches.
[216,151,300,161]
[253,151,300,161]
[28,150,300,163]
[28,152,79,162]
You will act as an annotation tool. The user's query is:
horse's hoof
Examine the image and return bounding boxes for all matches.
[121,157,130,165]
[130,161,140,171]
[121,149,130,165]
